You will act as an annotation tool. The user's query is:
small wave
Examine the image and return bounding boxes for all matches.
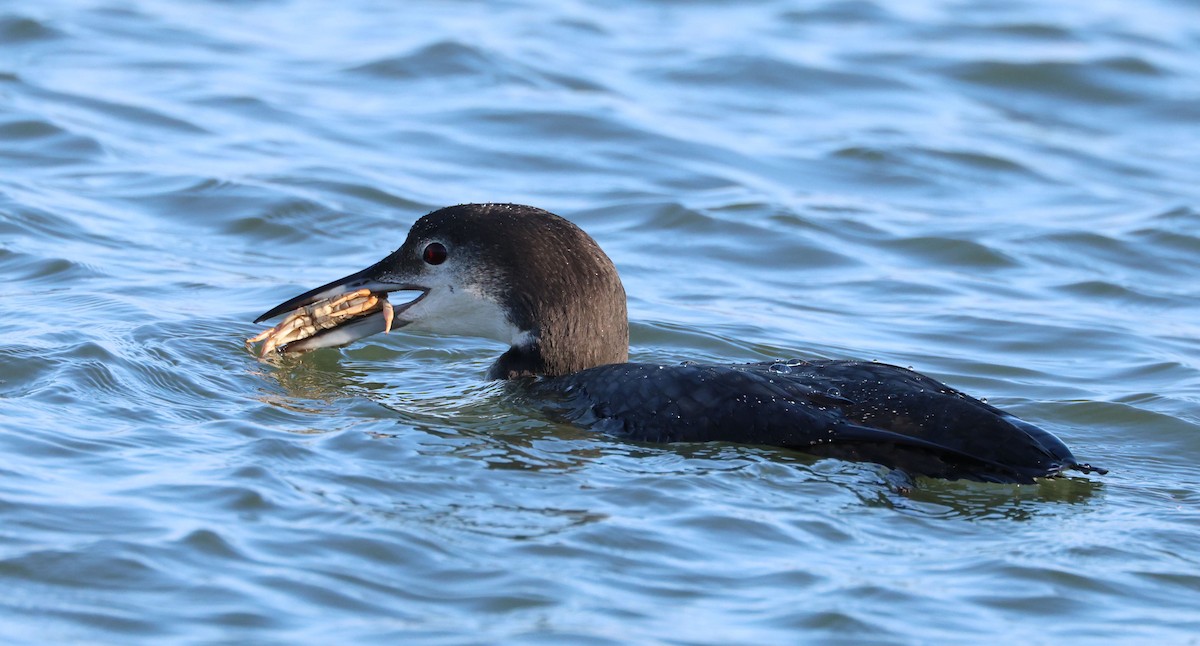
[0,117,106,165]
[347,40,605,92]
[0,14,64,44]
[651,54,910,94]
[942,58,1163,105]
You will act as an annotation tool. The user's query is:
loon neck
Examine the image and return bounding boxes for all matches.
[485,290,631,378]
[454,206,629,379]
[487,330,629,380]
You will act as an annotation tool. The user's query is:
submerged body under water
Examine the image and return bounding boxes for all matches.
[2,0,1199,643]
[532,359,1103,483]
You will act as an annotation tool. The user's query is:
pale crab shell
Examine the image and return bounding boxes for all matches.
[246,288,393,358]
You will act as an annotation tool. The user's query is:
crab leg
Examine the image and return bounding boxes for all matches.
[382,299,394,334]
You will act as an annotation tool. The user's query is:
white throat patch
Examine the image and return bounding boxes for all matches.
[398,282,526,346]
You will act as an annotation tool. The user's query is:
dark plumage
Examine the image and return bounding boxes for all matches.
[532,360,1095,483]
[252,204,1106,483]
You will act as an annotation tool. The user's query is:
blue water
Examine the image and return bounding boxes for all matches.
[3,0,1200,642]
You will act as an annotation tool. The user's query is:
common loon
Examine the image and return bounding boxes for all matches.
[252,203,1106,484]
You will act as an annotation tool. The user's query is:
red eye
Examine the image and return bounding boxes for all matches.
[423,242,448,265]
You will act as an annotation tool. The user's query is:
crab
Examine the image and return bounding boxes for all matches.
[245,288,394,358]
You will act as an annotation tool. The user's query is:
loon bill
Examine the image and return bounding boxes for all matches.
[249,203,1107,484]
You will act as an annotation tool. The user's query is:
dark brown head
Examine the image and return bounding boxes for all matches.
[253,204,629,378]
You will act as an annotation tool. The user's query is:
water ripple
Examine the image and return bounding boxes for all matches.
[2,0,1200,643]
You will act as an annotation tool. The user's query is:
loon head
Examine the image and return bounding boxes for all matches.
[253,203,629,378]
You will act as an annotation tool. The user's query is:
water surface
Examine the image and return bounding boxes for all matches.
[2,0,1199,642]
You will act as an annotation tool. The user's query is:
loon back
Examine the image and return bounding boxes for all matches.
[532,359,1102,483]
